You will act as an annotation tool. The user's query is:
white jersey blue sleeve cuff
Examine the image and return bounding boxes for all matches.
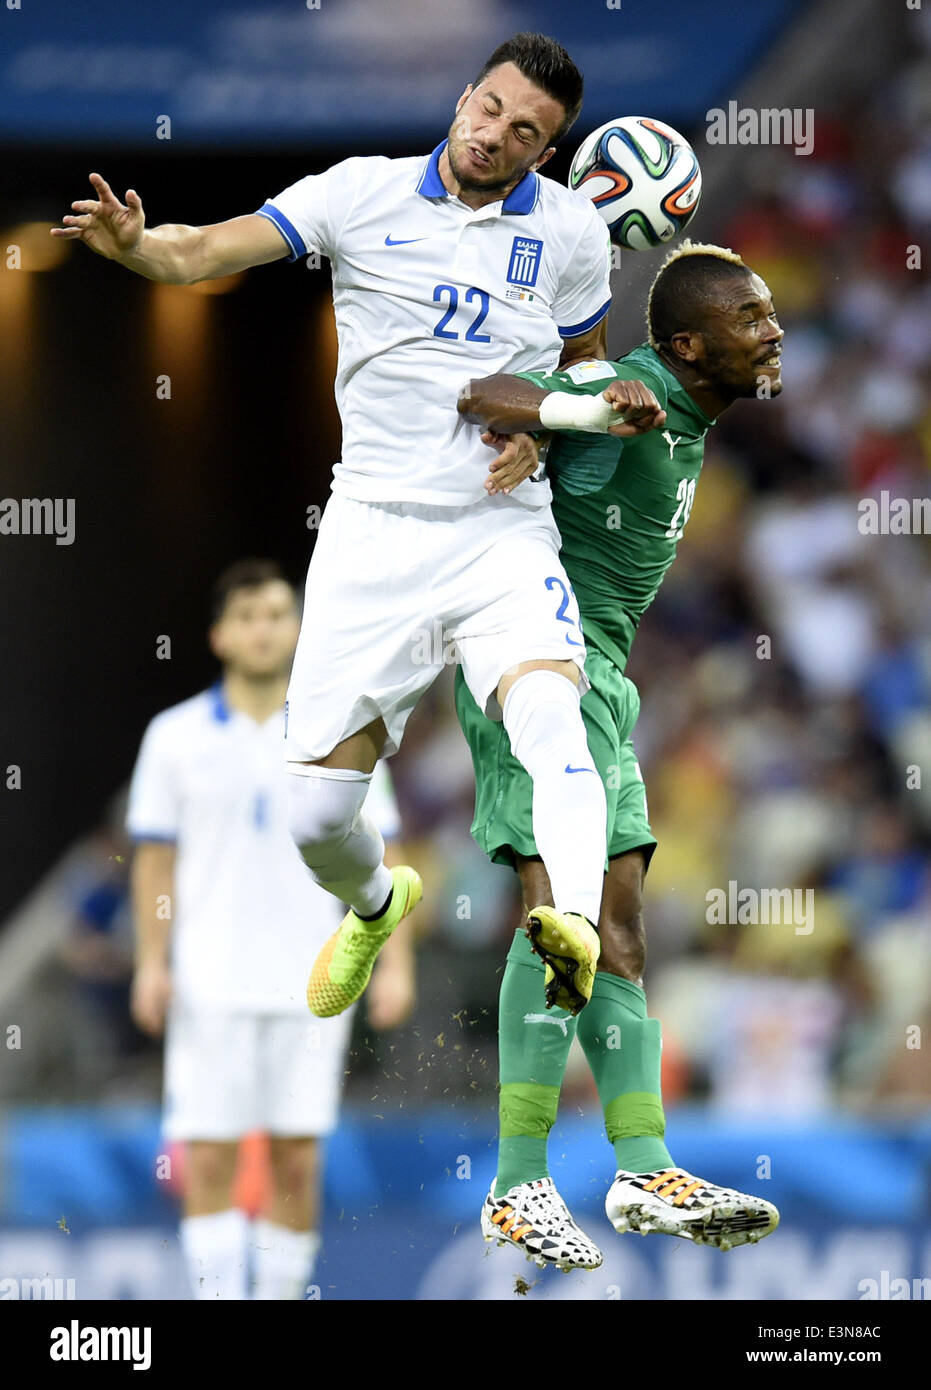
[258,157,371,265]
[558,297,612,339]
[553,208,613,339]
[256,202,306,262]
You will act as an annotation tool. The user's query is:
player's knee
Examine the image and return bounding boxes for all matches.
[186,1142,238,1196]
[498,659,579,707]
[286,768,366,855]
[502,668,596,772]
[268,1137,317,1197]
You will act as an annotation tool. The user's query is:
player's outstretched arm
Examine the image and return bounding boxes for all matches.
[51,173,289,284]
[458,374,666,438]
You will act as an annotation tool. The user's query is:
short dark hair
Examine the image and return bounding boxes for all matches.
[210,558,292,623]
[474,32,583,144]
[647,239,749,348]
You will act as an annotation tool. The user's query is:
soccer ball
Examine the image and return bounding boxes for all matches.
[568,116,701,250]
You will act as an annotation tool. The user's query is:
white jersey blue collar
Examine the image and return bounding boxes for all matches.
[415,140,540,215]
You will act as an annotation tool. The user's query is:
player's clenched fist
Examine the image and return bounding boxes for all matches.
[51,173,145,260]
[130,960,172,1037]
[603,379,666,437]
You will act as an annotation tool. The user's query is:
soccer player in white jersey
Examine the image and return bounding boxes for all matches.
[55,35,665,1258]
[127,560,413,1300]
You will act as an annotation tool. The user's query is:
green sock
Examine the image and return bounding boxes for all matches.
[576,971,674,1174]
[495,929,576,1198]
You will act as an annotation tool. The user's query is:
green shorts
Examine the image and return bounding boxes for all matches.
[454,647,657,871]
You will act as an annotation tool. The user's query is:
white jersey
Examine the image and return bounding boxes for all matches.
[257,142,611,508]
[126,684,401,1013]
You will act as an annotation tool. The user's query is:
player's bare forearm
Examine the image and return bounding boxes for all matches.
[130,842,175,964]
[118,225,211,284]
[458,375,548,434]
[120,217,288,285]
[460,374,666,439]
[52,176,287,284]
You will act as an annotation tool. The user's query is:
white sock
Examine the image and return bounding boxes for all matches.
[250,1219,321,1300]
[502,670,606,924]
[180,1209,249,1300]
[287,765,393,916]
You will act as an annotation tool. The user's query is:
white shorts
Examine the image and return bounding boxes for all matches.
[285,493,587,760]
[162,1007,353,1141]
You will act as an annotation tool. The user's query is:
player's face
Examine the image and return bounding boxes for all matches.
[447,62,564,193]
[210,581,300,680]
[699,272,784,398]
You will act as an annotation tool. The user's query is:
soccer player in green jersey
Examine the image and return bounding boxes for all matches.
[454,241,783,1270]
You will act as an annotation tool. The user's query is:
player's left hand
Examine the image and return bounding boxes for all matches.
[482,430,541,496]
[366,954,416,1030]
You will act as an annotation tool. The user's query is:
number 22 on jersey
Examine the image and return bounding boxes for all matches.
[432,284,491,343]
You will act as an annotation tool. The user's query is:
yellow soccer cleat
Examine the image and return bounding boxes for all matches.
[526,907,601,1015]
[307,865,422,1018]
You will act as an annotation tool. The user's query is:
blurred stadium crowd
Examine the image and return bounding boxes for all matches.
[7,50,929,1139]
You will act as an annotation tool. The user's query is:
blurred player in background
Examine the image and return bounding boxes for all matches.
[455,243,784,1268]
[127,560,413,1299]
[54,32,665,1045]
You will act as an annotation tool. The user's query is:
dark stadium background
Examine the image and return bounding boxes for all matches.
[1,0,928,1302]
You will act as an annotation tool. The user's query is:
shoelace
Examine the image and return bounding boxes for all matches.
[340,916,392,958]
[338,925,370,958]
[669,1172,739,1203]
[522,1184,581,1230]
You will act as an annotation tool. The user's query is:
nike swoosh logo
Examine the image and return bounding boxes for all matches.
[384,235,427,246]
[565,764,594,775]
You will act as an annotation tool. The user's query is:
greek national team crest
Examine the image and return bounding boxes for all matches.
[507,236,543,288]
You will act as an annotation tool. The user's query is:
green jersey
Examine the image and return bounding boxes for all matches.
[518,344,715,670]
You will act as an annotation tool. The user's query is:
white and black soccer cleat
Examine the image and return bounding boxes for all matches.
[481,1177,604,1272]
[605,1168,779,1252]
